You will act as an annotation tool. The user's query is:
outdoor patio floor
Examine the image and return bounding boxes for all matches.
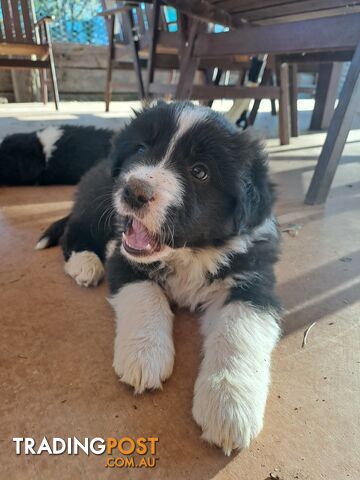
[0,101,359,480]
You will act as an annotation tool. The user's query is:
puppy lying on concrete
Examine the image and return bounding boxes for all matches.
[0,125,113,185]
[37,101,282,455]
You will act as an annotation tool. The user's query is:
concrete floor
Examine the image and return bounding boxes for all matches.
[0,102,359,480]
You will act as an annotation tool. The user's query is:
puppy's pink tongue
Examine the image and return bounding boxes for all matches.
[125,219,152,250]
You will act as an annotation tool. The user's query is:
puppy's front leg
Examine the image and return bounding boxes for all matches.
[110,281,174,394]
[193,298,280,455]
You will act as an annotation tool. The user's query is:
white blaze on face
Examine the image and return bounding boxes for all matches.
[115,163,184,234]
[114,106,209,235]
[162,105,209,164]
[36,126,63,163]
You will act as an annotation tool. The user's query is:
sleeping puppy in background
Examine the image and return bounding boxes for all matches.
[0,125,113,185]
[37,101,282,455]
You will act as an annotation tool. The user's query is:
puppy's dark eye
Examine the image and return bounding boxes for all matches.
[137,144,146,154]
[191,163,208,181]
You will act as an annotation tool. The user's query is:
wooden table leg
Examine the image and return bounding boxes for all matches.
[289,64,298,137]
[279,63,290,145]
[270,72,277,116]
[305,42,360,205]
[309,62,342,130]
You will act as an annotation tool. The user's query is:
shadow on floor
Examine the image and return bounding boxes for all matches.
[279,249,359,336]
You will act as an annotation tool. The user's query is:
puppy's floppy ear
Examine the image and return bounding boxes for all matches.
[140,98,166,112]
[233,131,275,232]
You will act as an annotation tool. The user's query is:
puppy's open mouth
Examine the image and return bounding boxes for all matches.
[122,218,162,257]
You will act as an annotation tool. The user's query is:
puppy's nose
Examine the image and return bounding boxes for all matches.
[122,177,154,209]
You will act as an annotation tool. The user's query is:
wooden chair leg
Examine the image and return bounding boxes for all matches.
[39,68,48,105]
[48,53,59,110]
[309,62,342,130]
[305,42,360,205]
[105,16,115,112]
[248,99,261,125]
[105,61,113,113]
[125,10,145,100]
[198,70,209,106]
[270,72,277,115]
[278,63,290,145]
[289,64,298,137]
[145,0,161,97]
[248,68,271,126]
[207,68,222,108]
[175,21,204,99]
[271,100,277,116]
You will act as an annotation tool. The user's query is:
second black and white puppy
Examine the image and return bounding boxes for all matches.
[37,101,282,455]
[0,125,113,185]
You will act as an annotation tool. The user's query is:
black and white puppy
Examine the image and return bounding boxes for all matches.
[0,125,113,185]
[37,101,281,455]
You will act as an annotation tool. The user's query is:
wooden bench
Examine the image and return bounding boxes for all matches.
[0,0,59,109]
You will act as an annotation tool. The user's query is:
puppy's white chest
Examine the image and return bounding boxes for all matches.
[159,249,230,311]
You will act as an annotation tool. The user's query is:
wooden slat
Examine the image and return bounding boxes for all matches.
[144,3,152,23]
[0,41,48,57]
[139,30,181,52]
[0,57,48,68]
[105,13,115,112]
[98,5,137,16]
[2,0,15,41]
[124,9,145,98]
[111,81,139,92]
[248,68,272,125]
[277,51,354,63]
[46,18,60,110]
[145,0,161,95]
[11,0,25,42]
[215,0,349,14]
[195,14,360,57]
[55,67,143,94]
[289,63,298,137]
[310,62,343,130]
[175,20,204,99]
[150,82,280,99]
[247,6,360,26]
[232,0,360,22]
[305,40,360,204]
[297,86,316,94]
[20,0,35,42]
[137,5,146,33]
[279,62,290,145]
[162,0,238,28]
[191,84,280,99]
[159,4,167,29]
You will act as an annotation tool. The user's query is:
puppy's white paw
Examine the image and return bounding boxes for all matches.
[64,251,104,287]
[113,333,174,394]
[192,374,264,455]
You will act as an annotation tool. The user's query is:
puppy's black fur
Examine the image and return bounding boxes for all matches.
[39,101,281,315]
[0,125,113,185]
[37,102,282,454]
